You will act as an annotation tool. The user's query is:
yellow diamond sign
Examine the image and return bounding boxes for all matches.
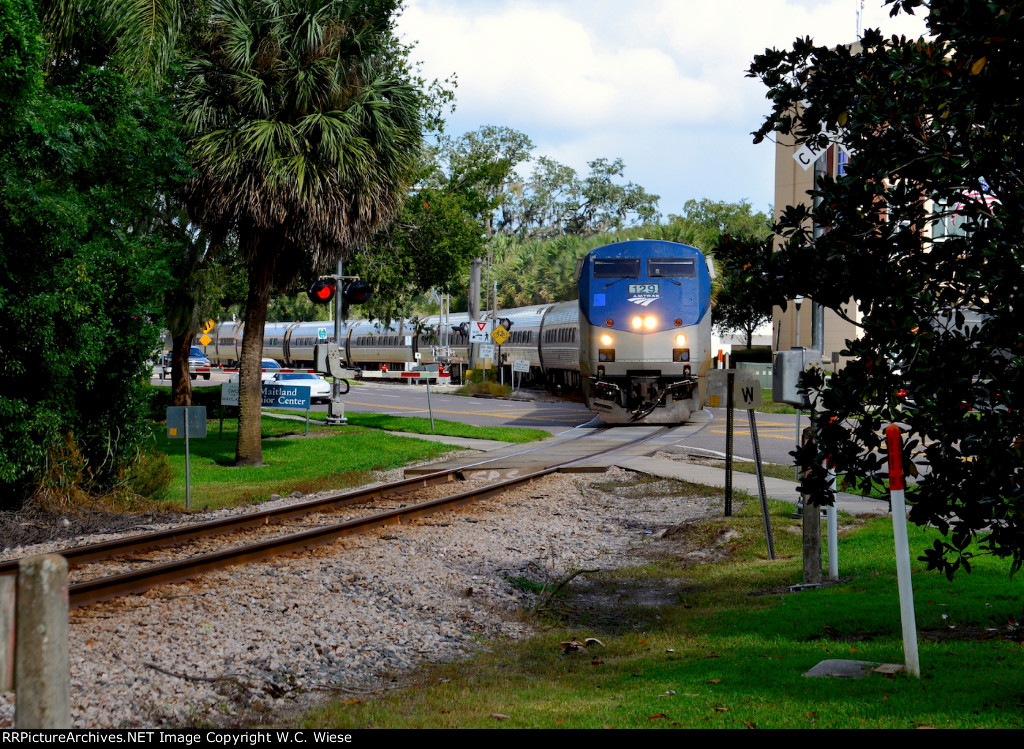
[490,326,510,345]
[199,334,212,346]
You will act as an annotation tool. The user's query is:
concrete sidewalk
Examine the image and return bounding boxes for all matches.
[616,456,891,516]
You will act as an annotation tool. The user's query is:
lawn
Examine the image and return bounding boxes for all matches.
[300,489,1023,729]
[153,415,455,510]
[150,406,550,511]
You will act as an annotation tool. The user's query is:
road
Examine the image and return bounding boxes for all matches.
[152,368,806,466]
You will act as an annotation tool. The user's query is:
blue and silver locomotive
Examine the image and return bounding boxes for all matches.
[577,240,714,423]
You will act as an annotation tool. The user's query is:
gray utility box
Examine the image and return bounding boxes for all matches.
[772,348,822,408]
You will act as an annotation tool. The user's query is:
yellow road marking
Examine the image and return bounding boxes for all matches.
[343,400,585,422]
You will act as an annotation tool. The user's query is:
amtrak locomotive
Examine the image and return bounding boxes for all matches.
[200,240,712,423]
[577,240,713,423]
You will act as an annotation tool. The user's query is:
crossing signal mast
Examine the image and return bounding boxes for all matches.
[307,272,373,425]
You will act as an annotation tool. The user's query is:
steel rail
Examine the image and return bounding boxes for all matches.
[67,466,558,608]
[1,426,609,576]
[0,471,461,576]
[69,426,668,608]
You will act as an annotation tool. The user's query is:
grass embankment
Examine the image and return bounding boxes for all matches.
[301,487,1023,729]
[325,412,547,444]
[153,413,546,510]
[728,459,915,501]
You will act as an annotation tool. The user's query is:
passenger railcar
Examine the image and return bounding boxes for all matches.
[577,240,713,423]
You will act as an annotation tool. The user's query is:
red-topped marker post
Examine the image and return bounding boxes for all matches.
[885,425,920,678]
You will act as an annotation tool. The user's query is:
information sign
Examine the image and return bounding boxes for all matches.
[221,382,239,407]
[221,382,312,410]
[512,359,530,373]
[166,406,207,438]
[262,384,311,410]
[166,406,206,509]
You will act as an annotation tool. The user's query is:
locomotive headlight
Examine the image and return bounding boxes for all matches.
[675,333,686,346]
[631,316,644,329]
[643,315,657,330]
[600,334,614,346]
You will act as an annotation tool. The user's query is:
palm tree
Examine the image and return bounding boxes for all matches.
[178,0,423,465]
[40,0,186,85]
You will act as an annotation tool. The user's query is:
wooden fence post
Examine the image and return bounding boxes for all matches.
[15,555,71,729]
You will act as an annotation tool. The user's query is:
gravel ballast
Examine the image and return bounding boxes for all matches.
[0,466,720,728]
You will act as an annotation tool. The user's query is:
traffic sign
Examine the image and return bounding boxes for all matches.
[479,344,495,360]
[198,334,212,346]
[707,370,762,409]
[202,319,216,334]
[490,326,510,345]
[469,320,493,343]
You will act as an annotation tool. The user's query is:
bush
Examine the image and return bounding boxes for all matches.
[125,450,173,500]
[730,346,772,363]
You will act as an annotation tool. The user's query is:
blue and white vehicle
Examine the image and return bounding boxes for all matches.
[576,240,714,423]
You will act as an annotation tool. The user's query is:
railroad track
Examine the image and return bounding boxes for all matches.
[1,426,672,608]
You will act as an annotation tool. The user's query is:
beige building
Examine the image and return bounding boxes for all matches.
[772,131,861,370]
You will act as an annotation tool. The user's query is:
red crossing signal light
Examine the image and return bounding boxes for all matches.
[307,280,336,304]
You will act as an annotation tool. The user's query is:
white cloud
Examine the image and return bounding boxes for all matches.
[400,1,727,131]
[397,0,930,213]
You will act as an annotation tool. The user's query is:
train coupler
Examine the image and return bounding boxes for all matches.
[665,378,698,402]
[589,379,623,410]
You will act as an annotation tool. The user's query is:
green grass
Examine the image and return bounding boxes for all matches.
[299,489,1024,729]
[728,460,917,501]
[260,409,549,443]
[757,388,798,414]
[340,412,548,443]
[152,415,456,510]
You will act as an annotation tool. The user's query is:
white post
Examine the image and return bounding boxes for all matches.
[827,469,839,581]
[885,425,921,678]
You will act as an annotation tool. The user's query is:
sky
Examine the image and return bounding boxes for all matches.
[395,0,929,219]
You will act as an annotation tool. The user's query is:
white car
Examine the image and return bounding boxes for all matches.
[259,358,282,383]
[270,372,332,403]
[228,358,284,384]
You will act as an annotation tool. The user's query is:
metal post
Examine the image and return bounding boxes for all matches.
[724,371,734,517]
[426,379,435,431]
[793,296,804,484]
[748,410,776,560]
[184,414,191,511]
[328,258,347,425]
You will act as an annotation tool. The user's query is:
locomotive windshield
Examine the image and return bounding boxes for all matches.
[648,258,696,278]
[593,258,640,278]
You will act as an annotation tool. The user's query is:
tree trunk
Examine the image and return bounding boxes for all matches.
[170,331,194,406]
[235,243,276,466]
